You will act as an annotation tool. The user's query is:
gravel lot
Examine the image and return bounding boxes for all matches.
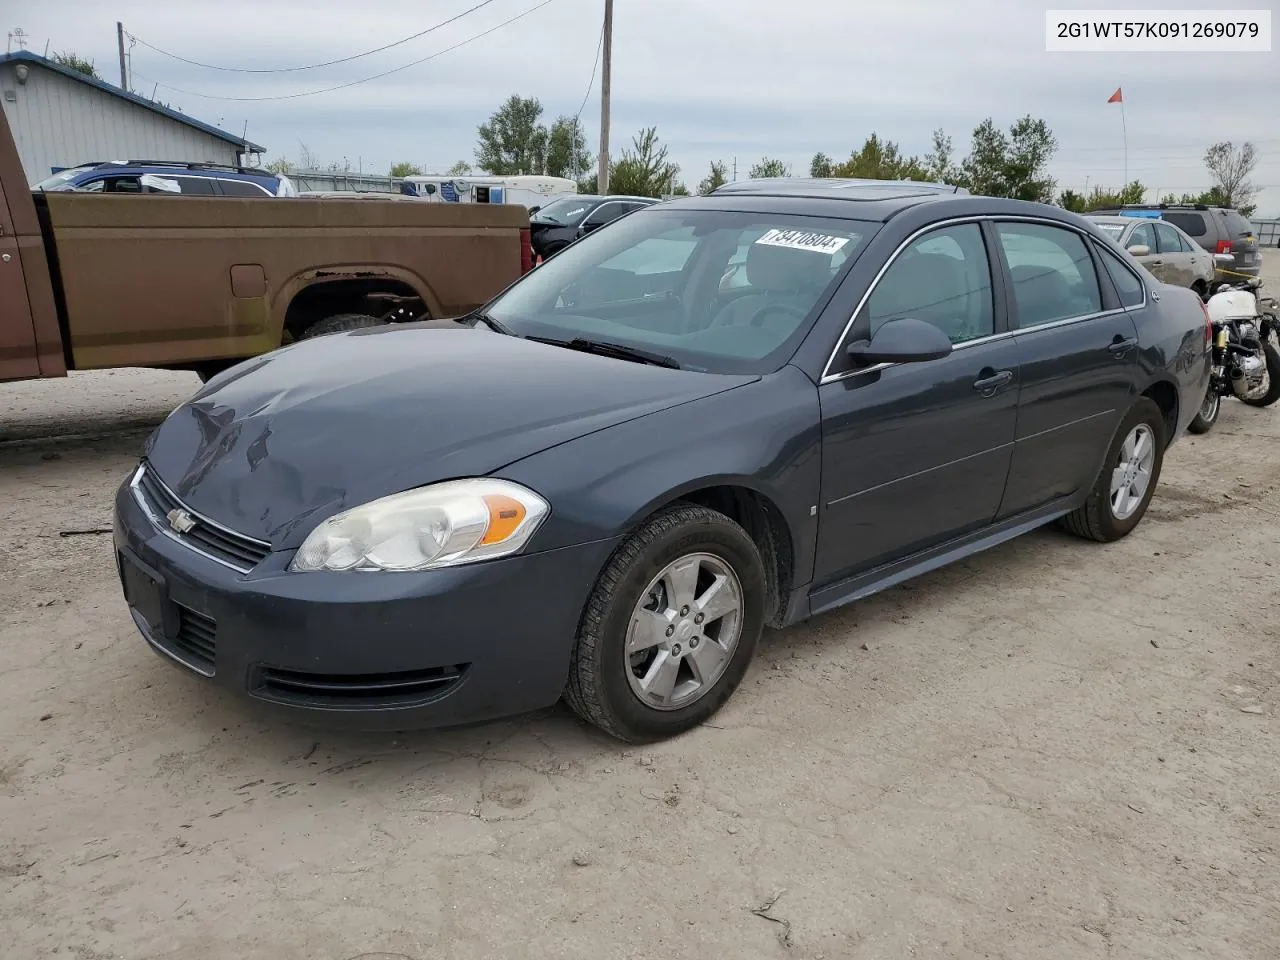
[2,252,1278,960]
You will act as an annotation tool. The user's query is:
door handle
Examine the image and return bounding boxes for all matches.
[1150,259,1164,265]
[1108,336,1138,357]
[973,369,1014,394]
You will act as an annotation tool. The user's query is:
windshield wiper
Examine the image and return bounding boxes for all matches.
[457,311,515,336]
[527,336,681,369]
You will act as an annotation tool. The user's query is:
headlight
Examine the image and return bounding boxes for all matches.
[290,479,549,573]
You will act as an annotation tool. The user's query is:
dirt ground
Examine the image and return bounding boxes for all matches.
[2,253,1278,960]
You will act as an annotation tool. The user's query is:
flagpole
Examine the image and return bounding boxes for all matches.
[1121,96,1128,187]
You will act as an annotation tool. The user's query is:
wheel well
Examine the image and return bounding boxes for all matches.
[283,278,426,341]
[676,485,795,628]
[1192,279,1208,297]
[1142,380,1179,446]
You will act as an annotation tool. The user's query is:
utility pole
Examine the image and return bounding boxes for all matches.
[597,0,613,195]
[116,22,127,91]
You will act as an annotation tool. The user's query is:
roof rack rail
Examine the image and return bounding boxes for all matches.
[112,159,273,176]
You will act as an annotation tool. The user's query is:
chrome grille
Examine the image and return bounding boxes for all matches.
[131,463,271,573]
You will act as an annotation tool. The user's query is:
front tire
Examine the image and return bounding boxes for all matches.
[1060,397,1165,543]
[1187,384,1221,434]
[300,312,386,339]
[564,504,766,742]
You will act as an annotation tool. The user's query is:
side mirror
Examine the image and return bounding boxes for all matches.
[1126,244,1150,256]
[580,219,603,235]
[846,317,953,366]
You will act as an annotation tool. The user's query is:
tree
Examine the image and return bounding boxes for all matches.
[476,95,548,175]
[390,161,422,178]
[1057,190,1086,213]
[960,115,1056,201]
[831,133,926,181]
[810,152,835,178]
[923,129,958,184]
[51,50,99,79]
[749,157,791,179]
[1078,180,1147,211]
[545,116,593,180]
[1203,141,1259,212]
[607,127,682,197]
[447,161,473,176]
[697,160,729,196]
[264,157,293,175]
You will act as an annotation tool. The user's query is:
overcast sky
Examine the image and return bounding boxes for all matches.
[9,0,1279,213]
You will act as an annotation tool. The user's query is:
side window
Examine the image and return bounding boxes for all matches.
[77,178,105,193]
[586,203,623,227]
[1164,211,1206,238]
[1153,222,1185,255]
[104,176,142,193]
[1095,241,1146,308]
[218,179,271,197]
[1127,221,1156,252]
[173,177,217,196]
[864,223,994,344]
[996,221,1103,328]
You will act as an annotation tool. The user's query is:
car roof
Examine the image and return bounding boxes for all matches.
[1087,215,1136,225]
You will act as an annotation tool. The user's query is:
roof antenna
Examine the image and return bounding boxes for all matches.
[7,27,29,53]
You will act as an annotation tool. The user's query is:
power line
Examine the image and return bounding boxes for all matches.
[131,0,560,102]
[574,22,604,126]
[126,0,501,74]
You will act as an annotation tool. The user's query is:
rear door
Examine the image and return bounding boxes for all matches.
[1153,221,1197,288]
[993,219,1141,518]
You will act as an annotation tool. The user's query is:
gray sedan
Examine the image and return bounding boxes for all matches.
[1089,215,1216,297]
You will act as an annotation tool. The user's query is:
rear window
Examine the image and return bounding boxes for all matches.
[1163,212,1206,237]
[1221,209,1255,236]
[486,208,875,374]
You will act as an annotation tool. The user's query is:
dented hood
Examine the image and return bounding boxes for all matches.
[143,324,755,548]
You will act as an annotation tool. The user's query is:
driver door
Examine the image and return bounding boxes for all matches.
[813,222,1019,593]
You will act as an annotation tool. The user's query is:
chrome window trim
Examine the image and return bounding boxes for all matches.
[819,213,1148,386]
[129,463,271,574]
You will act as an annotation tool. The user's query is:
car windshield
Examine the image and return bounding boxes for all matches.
[32,167,94,191]
[1092,222,1126,240]
[485,207,874,374]
[531,197,597,225]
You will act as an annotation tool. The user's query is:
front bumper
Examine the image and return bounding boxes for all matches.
[112,476,618,730]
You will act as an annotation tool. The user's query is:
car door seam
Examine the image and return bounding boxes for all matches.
[825,442,1016,508]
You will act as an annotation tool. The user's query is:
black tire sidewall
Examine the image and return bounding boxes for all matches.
[591,515,766,741]
[302,313,386,339]
[1188,387,1221,433]
[1238,343,1280,408]
[1093,398,1166,539]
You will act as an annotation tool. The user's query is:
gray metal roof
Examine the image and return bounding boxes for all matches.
[0,51,265,152]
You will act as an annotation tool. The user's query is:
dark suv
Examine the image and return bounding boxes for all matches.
[1092,204,1259,283]
[33,160,297,197]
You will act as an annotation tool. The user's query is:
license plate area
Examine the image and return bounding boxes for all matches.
[119,548,176,639]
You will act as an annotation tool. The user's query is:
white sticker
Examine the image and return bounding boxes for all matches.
[755,228,849,254]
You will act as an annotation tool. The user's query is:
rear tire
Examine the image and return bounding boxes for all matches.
[300,312,386,339]
[564,504,766,743]
[1060,397,1165,543]
[1187,384,1221,434]
[1238,342,1280,408]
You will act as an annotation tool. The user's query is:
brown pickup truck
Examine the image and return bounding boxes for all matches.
[0,111,530,384]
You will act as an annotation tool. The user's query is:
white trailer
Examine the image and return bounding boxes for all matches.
[401,174,577,210]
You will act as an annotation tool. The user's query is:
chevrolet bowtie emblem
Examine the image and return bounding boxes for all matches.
[166,508,197,534]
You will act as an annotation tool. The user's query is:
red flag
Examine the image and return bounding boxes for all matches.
[1107,87,1123,104]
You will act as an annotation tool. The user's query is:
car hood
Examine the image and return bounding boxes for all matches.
[144,324,756,548]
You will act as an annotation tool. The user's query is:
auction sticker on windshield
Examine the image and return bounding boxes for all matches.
[755,229,850,254]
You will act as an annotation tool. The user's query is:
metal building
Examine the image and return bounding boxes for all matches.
[0,51,264,184]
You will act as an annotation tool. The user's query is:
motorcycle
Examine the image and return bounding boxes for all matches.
[1188,278,1280,434]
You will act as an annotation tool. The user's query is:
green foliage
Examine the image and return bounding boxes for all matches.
[545,116,593,180]
[51,50,99,79]
[697,160,729,195]
[809,152,835,178]
[389,161,422,178]
[1057,189,1086,213]
[447,161,473,176]
[264,157,293,175]
[829,134,927,181]
[476,95,549,175]
[749,157,791,179]
[1203,141,1258,213]
[607,127,683,198]
[961,116,1057,201]
[922,129,959,183]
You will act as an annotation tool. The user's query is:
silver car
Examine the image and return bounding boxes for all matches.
[1088,215,1217,296]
